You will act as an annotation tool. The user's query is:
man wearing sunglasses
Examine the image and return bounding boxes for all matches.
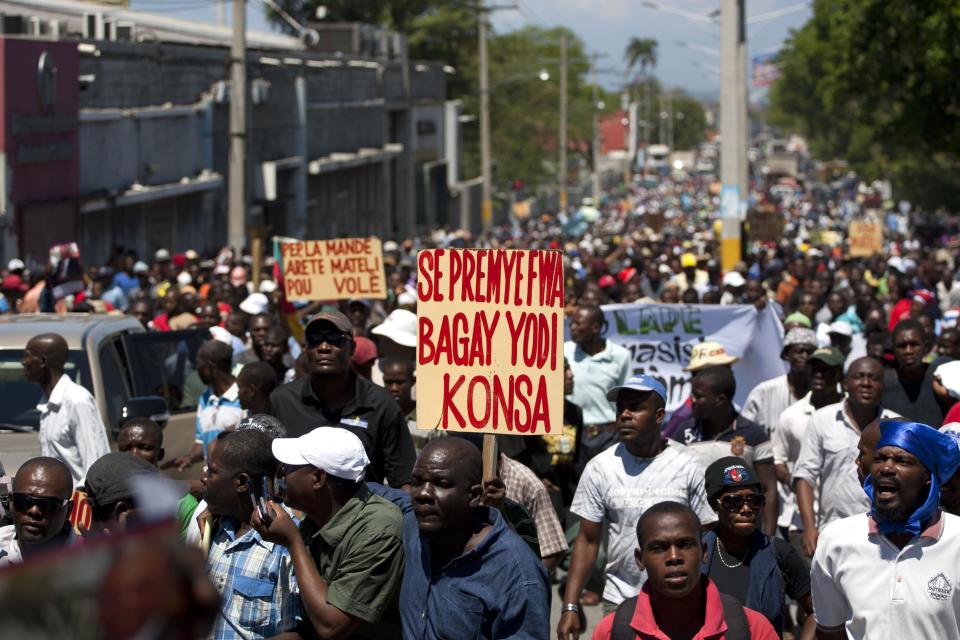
[0,457,74,567]
[266,312,416,489]
[700,456,815,638]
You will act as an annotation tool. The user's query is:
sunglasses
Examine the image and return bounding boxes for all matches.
[719,494,765,512]
[305,331,351,349]
[12,493,69,515]
[275,463,310,499]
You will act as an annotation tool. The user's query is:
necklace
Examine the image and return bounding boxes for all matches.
[715,537,745,568]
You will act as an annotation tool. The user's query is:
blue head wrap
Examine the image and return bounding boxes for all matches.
[863,420,960,536]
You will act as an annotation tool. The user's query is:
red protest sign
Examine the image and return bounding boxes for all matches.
[415,249,565,436]
[280,237,386,301]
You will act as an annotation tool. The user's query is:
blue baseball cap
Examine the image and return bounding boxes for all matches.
[606,374,667,403]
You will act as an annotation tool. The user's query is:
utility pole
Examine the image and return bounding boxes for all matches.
[737,18,749,199]
[720,0,745,272]
[558,32,568,213]
[658,93,665,145]
[478,2,493,232]
[591,62,600,200]
[667,91,675,151]
[217,0,226,26]
[228,0,247,252]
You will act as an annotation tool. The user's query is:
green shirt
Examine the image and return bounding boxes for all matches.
[177,493,199,540]
[300,483,404,633]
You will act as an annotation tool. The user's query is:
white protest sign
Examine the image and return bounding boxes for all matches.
[598,303,786,413]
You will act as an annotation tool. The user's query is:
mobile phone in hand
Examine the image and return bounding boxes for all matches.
[246,478,273,526]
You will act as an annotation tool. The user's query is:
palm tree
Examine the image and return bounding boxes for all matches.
[624,38,658,149]
[625,37,658,78]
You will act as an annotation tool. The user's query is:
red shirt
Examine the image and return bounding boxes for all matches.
[888,298,912,333]
[592,579,778,640]
[945,402,960,427]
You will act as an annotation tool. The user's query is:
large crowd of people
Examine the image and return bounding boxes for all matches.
[1,173,960,640]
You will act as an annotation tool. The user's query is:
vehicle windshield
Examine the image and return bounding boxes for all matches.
[0,350,90,429]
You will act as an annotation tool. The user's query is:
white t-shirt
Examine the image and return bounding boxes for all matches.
[812,511,960,640]
[570,439,713,604]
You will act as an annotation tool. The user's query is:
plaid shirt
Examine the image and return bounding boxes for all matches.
[207,518,298,640]
[499,454,568,558]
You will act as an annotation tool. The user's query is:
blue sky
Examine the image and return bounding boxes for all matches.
[128,0,811,97]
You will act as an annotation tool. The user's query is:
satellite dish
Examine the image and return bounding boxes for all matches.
[300,29,320,47]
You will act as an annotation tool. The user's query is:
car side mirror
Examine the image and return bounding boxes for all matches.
[113,396,171,441]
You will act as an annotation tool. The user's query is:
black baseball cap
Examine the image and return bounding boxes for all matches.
[84,452,157,507]
[704,456,760,500]
[305,311,352,334]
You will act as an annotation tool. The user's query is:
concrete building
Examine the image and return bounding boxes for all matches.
[0,0,455,266]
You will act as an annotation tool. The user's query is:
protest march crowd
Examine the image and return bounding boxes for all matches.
[2,172,960,640]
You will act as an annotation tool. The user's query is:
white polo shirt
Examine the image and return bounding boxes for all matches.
[811,511,960,640]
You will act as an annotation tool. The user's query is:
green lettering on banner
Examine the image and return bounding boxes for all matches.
[630,307,703,336]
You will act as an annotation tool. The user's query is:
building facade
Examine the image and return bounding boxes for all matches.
[0,0,454,266]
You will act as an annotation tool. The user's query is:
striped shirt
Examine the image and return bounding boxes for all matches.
[499,453,568,558]
[571,440,713,604]
[741,374,801,437]
[772,392,816,530]
[37,373,110,486]
[207,518,298,640]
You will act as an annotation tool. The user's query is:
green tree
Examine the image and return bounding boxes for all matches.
[769,0,960,209]
[624,37,657,78]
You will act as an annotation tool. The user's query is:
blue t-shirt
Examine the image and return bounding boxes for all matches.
[111,271,140,295]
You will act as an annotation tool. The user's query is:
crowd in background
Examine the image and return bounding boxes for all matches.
[2,173,960,639]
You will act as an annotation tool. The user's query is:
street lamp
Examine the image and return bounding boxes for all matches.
[538,69,550,81]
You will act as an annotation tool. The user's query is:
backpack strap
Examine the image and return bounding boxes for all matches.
[611,595,640,640]
[718,592,751,640]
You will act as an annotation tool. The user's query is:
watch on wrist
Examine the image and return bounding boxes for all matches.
[561,603,581,614]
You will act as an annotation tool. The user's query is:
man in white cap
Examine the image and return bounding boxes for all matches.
[720,270,746,304]
[266,311,416,488]
[370,308,417,387]
[253,427,404,639]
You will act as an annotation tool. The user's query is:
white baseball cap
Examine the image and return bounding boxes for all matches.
[176,271,193,286]
[828,320,853,337]
[239,292,269,316]
[371,309,417,347]
[133,261,150,274]
[7,259,24,271]
[722,271,746,288]
[935,361,960,400]
[272,427,370,481]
